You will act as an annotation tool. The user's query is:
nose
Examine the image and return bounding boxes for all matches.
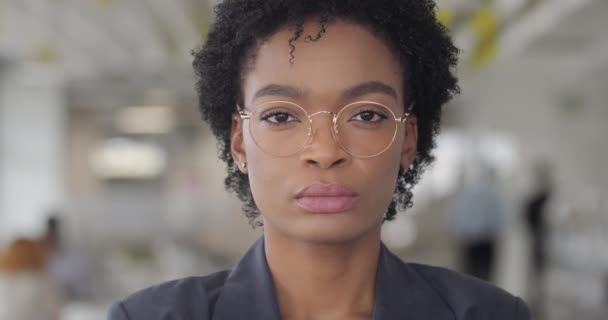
[300,111,349,169]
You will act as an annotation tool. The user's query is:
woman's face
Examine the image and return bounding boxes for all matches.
[232,19,417,244]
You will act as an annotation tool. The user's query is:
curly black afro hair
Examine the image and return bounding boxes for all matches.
[193,0,459,227]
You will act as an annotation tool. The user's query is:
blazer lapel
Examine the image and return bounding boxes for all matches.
[212,237,282,320]
[212,238,453,320]
[372,243,454,320]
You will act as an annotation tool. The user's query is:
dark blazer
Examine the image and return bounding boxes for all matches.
[108,237,530,320]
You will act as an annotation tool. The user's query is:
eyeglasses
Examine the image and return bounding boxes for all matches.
[237,100,413,158]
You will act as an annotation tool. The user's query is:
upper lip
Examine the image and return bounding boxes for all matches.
[295,183,358,198]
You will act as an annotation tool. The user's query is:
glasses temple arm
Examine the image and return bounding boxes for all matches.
[236,104,251,119]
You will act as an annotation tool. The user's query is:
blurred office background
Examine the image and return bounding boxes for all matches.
[0,0,606,319]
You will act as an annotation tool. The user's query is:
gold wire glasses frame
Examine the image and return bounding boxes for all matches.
[237,100,414,158]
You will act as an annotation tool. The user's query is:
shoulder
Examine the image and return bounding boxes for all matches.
[107,270,230,320]
[407,263,530,319]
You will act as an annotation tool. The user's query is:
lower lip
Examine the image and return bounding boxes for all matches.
[295,196,357,213]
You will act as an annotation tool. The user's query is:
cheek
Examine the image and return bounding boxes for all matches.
[365,157,401,190]
[360,142,403,195]
[376,130,405,171]
[242,131,291,205]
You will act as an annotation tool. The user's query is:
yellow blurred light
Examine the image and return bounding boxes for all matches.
[470,4,499,68]
[435,8,455,29]
[34,44,58,64]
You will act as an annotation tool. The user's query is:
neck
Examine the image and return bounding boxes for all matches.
[264,226,381,320]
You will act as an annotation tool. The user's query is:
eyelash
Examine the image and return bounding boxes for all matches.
[260,111,298,123]
[351,108,389,122]
[257,106,390,124]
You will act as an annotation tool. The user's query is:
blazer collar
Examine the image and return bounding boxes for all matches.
[372,243,454,320]
[212,236,453,320]
[212,237,282,320]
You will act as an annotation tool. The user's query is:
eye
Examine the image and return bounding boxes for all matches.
[351,110,388,123]
[260,111,298,124]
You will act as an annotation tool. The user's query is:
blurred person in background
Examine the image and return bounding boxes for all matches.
[449,164,506,281]
[523,160,554,318]
[108,0,530,319]
[45,215,97,302]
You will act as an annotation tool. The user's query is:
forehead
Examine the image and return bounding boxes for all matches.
[242,19,404,105]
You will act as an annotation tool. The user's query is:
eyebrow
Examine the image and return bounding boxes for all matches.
[251,84,304,103]
[251,81,398,104]
[342,81,398,101]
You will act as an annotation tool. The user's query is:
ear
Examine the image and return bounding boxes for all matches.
[400,115,418,171]
[231,112,248,174]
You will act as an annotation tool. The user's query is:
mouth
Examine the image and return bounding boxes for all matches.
[294,184,359,213]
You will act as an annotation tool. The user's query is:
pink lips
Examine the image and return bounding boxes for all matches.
[295,184,358,213]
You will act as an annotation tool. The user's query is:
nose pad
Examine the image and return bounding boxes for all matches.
[333,118,340,135]
[305,112,339,149]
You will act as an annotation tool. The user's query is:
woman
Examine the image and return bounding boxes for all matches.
[109,0,530,319]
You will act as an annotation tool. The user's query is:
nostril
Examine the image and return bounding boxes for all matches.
[305,158,344,168]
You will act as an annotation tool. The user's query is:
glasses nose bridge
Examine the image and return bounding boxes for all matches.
[308,110,336,121]
[307,110,338,136]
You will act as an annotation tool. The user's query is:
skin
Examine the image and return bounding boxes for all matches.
[231,19,418,320]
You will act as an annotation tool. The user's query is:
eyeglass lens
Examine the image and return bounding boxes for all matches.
[247,101,399,157]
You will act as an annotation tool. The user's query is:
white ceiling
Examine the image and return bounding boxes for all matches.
[455,0,608,194]
[0,0,606,107]
[0,0,210,79]
[500,0,608,84]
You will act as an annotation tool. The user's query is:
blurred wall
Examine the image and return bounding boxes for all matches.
[0,62,66,245]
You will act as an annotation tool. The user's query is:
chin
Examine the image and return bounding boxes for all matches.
[274,213,383,245]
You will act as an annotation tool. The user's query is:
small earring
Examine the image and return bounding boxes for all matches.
[241,161,247,169]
